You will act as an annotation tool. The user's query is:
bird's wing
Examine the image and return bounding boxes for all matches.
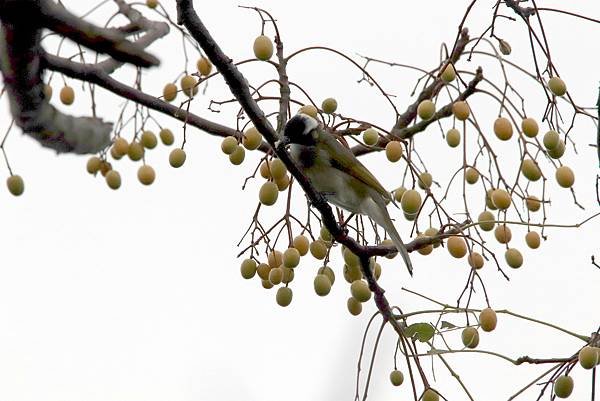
[319,131,391,201]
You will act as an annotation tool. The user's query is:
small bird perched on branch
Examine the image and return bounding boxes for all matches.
[279,113,413,275]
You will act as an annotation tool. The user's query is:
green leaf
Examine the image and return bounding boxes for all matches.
[404,322,435,342]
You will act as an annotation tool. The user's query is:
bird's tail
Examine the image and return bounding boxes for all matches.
[382,218,413,276]
[366,195,413,276]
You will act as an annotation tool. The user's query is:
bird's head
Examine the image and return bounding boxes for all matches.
[279,113,320,148]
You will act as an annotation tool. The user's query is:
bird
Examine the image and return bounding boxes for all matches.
[279,113,413,275]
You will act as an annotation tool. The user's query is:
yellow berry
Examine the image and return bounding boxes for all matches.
[417,172,433,190]
[350,280,371,303]
[548,77,567,97]
[385,141,403,162]
[521,118,539,137]
[113,137,129,156]
[441,63,456,82]
[99,161,112,177]
[494,224,512,244]
[477,211,495,231]
[494,117,513,140]
[347,297,362,316]
[446,128,461,148]
[555,166,574,188]
[242,126,262,150]
[521,159,541,181]
[452,101,470,121]
[321,98,338,114]
[137,165,156,185]
[343,264,362,283]
[393,186,407,203]
[447,236,467,258]
[6,175,24,196]
[465,167,479,184]
[275,175,290,191]
[579,346,599,370]
[229,145,245,165]
[309,240,328,260]
[548,140,565,159]
[269,159,287,180]
[505,248,523,268]
[313,274,332,296]
[259,182,279,206]
[319,226,333,243]
[461,327,480,348]
[105,170,121,190]
[554,375,574,398]
[127,141,144,161]
[261,279,273,289]
[343,248,360,267]
[275,286,292,307]
[526,196,541,212]
[127,141,144,162]
[110,146,123,160]
[86,156,102,174]
[283,247,300,268]
[298,104,318,118]
[221,136,238,155]
[196,56,212,76]
[159,128,174,145]
[318,266,335,285]
[292,235,309,256]
[146,0,158,8]
[491,189,511,210]
[269,267,283,285]
[180,75,197,97]
[253,35,274,61]
[417,99,436,120]
[525,231,540,249]
[485,189,498,210]
[389,370,404,386]
[240,259,257,279]
[422,389,440,401]
[256,263,271,280]
[169,148,186,168]
[401,190,422,215]
[267,250,283,269]
[362,128,379,146]
[543,130,560,150]
[468,252,484,269]
[163,83,177,102]
[479,307,497,332]
[141,130,157,149]
[416,233,433,256]
[424,227,441,248]
[281,267,294,284]
[60,85,75,105]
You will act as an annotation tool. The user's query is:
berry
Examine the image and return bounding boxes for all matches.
[275,287,292,307]
[137,165,156,185]
[253,35,274,61]
[321,98,338,114]
[479,308,497,332]
[169,148,186,168]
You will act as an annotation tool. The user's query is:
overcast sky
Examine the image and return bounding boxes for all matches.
[0,1,599,401]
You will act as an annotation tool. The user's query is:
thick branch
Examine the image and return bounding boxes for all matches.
[38,0,159,67]
[0,2,110,153]
[43,53,242,143]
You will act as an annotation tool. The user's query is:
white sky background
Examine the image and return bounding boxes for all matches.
[0,1,599,400]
